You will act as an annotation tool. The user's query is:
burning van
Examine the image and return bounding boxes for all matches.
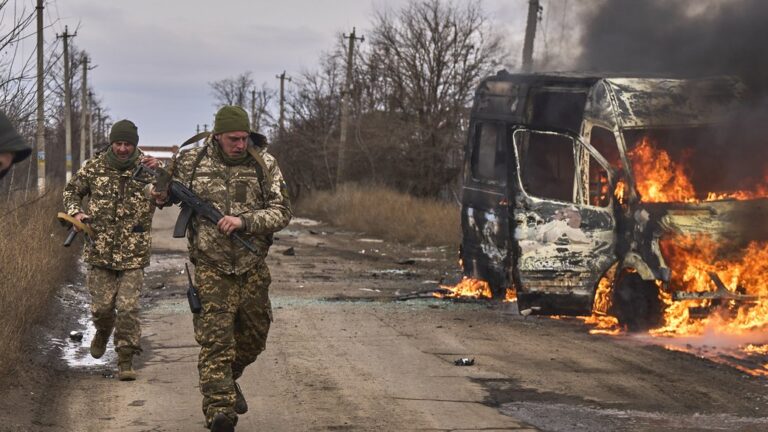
[460,71,768,330]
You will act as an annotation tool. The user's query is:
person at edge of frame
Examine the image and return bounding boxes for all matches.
[0,110,32,181]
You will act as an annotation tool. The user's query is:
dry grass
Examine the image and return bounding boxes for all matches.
[0,189,76,372]
[296,184,461,247]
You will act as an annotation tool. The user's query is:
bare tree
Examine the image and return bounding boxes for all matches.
[272,53,343,199]
[367,0,505,195]
[250,82,276,133]
[209,72,255,108]
[273,0,505,198]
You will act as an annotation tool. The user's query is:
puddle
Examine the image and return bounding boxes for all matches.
[56,281,115,369]
[148,253,191,273]
[500,401,768,431]
[276,229,302,237]
[372,269,413,276]
[411,246,450,254]
[58,314,116,368]
[291,217,321,227]
[358,238,384,243]
[271,295,491,312]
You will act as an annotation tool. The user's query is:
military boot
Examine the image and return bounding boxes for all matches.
[117,352,137,381]
[209,413,235,432]
[234,381,248,414]
[90,330,109,359]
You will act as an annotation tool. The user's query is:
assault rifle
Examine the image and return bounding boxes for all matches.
[132,164,258,253]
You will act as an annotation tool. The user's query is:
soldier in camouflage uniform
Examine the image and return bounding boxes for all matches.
[153,106,291,431]
[63,119,159,381]
[0,110,31,181]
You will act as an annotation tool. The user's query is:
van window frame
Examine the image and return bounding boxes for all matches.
[469,121,506,186]
[511,127,615,208]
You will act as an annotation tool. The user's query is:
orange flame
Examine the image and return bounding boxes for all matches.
[652,235,768,336]
[435,277,492,299]
[504,287,517,302]
[629,136,768,202]
[628,137,697,202]
[578,267,623,335]
[614,180,626,204]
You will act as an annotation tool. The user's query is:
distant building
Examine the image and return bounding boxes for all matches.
[139,145,178,163]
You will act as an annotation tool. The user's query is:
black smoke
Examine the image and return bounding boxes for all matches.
[577,0,768,98]
[575,0,768,193]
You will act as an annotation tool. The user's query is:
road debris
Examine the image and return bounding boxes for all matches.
[69,331,83,342]
[282,247,296,256]
[454,358,475,366]
[397,287,452,300]
[520,306,542,317]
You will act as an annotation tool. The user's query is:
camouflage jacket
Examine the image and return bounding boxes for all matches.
[171,139,292,275]
[62,151,155,270]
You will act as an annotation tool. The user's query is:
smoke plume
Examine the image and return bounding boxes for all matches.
[577,0,768,98]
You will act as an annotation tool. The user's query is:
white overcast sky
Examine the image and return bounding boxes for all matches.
[45,0,583,146]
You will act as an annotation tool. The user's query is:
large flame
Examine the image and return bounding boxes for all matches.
[628,136,697,202]
[578,136,768,376]
[629,136,768,202]
[653,235,768,336]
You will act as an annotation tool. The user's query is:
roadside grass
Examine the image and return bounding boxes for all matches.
[296,183,461,247]
[0,189,76,373]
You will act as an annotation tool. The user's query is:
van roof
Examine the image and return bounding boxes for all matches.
[477,71,744,129]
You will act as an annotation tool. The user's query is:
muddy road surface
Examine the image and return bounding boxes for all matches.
[3,208,768,431]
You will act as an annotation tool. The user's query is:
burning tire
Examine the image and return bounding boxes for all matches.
[610,271,663,332]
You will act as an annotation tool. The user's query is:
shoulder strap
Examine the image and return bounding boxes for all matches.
[188,147,209,191]
[246,146,273,205]
[246,146,272,190]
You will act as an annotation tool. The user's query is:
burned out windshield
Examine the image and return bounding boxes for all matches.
[623,128,768,203]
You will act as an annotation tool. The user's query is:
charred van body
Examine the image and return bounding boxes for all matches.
[460,71,764,329]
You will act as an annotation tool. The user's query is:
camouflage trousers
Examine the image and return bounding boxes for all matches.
[87,266,143,355]
[193,259,272,425]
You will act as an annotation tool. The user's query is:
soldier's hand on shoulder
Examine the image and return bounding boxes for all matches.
[217,215,243,236]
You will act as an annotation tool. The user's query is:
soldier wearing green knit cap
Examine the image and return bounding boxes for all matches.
[63,119,161,381]
[152,106,292,431]
[0,110,32,181]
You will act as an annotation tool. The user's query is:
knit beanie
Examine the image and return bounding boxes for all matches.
[0,111,31,163]
[109,119,139,146]
[213,106,250,134]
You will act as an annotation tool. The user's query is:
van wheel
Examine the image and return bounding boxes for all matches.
[610,271,663,332]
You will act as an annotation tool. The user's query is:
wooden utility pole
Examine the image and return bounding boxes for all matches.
[522,0,541,73]
[57,25,76,181]
[275,71,291,134]
[337,27,363,186]
[35,0,45,191]
[88,91,94,158]
[96,107,103,149]
[79,54,88,167]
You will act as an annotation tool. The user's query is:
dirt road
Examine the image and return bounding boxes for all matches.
[5,208,768,431]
